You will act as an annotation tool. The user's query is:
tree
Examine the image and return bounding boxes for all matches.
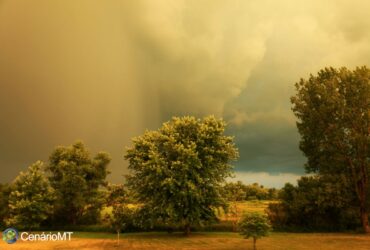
[223,181,247,202]
[6,161,55,230]
[125,116,238,235]
[47,141,111,225]
[245,183,269,200]
[267,188,278,200]
[222,181,247,231]
[267,176,358,231]
[105,184,133,246]
[291,66,370,233]
[238,212,271,250]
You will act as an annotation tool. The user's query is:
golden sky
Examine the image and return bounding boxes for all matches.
[1,0,370,187]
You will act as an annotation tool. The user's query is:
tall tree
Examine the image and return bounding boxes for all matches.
[47,141,111,225]
[125,116,238,235]
[6,161,55,230]
[291,66,370,232]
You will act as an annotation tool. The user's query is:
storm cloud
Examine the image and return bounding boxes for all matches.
[1,0,370,186]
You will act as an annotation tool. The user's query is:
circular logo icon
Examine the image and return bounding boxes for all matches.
[2,228,19,244]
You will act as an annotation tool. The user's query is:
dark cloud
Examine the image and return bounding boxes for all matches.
[1,0,370,187]
[227,121,305,174]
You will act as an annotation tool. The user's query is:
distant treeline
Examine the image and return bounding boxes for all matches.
[222,181,279,201]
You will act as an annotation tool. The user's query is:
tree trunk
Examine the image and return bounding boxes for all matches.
[360,206,370,233]
[349,159,369,234]
[253,237,257,250]
[184,224,191,236]
[356,175,370,233]
[117,230,120,246]
[232,202,239,232]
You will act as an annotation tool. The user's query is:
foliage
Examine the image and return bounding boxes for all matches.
[105,184,127,206]
[221,181,276,232]
[47,141,111,225]
[104,184,134,245]
[125,116,238,235]
[107,204,134,233]
[291,66,370,232]
[223,181,247,201]
[6,161,55,230]
[267,176,359,231]
[238,212,271,249]
[222,181,278,201]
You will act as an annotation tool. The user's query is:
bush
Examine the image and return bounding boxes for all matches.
[267,176,361,232]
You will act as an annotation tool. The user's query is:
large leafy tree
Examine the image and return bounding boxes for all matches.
[291,66,370,232]
[125,116,238,235]
[6,161,55,230]
[47,141,111,225]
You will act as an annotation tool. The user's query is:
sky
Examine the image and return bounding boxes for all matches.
[1,0,370,187]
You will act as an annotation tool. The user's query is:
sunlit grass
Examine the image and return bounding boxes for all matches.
[3,232,369,250]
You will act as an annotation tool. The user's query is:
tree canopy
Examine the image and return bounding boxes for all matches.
[47,141,111,225]
[6,161,55,230]
[125,116,238,235]
[291,66,370,232]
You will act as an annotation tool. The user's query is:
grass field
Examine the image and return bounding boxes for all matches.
[230,200,271,215]
[4,201,366,249]
[218,200,271,222]
[2,232,370,250]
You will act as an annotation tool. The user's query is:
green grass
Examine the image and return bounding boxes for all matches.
[217,200,272,221]
[234,200,272,214]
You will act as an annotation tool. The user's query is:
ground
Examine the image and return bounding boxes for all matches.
[2,232,370,250]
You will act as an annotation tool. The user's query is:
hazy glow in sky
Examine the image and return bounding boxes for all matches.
[1,0,370,187]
